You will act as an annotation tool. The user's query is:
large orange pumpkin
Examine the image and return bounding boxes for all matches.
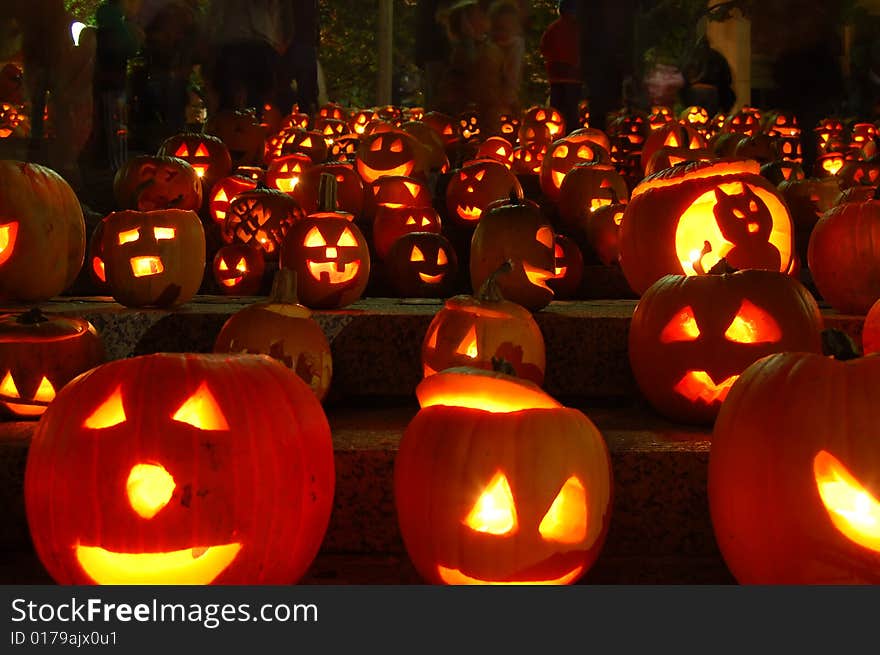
[709,350,880,583]
[25,353,335,584]
[394,368,612,585]
[112,155,202,212]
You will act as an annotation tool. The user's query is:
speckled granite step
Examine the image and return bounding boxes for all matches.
[3,405,731,585]
[0,297,866,404]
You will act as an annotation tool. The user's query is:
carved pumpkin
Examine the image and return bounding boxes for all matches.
[760,160,806,185]
[329,134,361,162]
[355,131,420,183]
[290,163,364,218]
[205,109,267,167]
[314,117,351,147]
[680,105,710,131]
[815,151,847,178]
[709,349,880,583]
[223,186,305,258]
[522,105,566,140]
[838,157,880,190]
[402,121,450,173]
[395,368,612,585]
[470,196,556,311]
[724,108,760,137]
[0,102,26,138]
[648,105,675,131]
[373,205,441,260]
[369,175,432,217]
[539,135,610,201]
[445,159,523,227]
[645,145,715,176]
[629,270,824,424]
[568,127,612,153]
[518,121,552,149]
[100,209,205,308]
[457,109,481,142]
[777,136,803,163]
[280,176,371,308]
[158,133,232,190]
[640,123,707,173]
[582,201,627,266]
[619,159,796,295]
[422,111,458,146]
[386,232,458,298]
[265,153,313,194]
[0,309,105,420]
[25,353,334,584]
[207,175,258,228]
[764,110,800,138]
[548,235,584,300]
[350,109,378,135]
[777,176,842,266]
[86,219,111,295]
[814,117,846,154]
[557,163,628,232]
[808,190,880,314]
[280,128,329,164]
[512,142,546,175]
[113,156,202,212]
[0,161,85,303]
[214,269,332,400]
[499,113,520,142]
[211,243,266,296]
[476,136,515,169]
[422,261,543,381]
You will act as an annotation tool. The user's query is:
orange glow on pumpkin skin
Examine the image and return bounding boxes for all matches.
[814,450,880,553]
[416,369,561,413]
[0,221,18,266]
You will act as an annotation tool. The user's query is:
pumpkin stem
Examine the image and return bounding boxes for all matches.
[708,258,738,275]
[821,328,861,361]
[317,172,338,212]
[491,357,517,377]
[15,307,50,325]
[477,260,513,302]
[269,267,300,305]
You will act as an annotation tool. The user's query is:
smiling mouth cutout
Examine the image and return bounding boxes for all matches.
[673,371,738,404]
[418,272,445,284]
[522,263,554,291]
[192,165,208,178]
[130,257,164,277]
[307,260,361,284]
[221,276,243,287]
[456,205,483,221]
[75,543,242,585]
[437,565,583,585]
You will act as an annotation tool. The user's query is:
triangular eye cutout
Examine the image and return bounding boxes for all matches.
[390,139,403,153]
[456,324,478,358]
[475,169,485,181]
[403,181,420,197]
[218,258,229,271]
[410,245,425,262]
[194,144,210,157]
[84,386,127,429]
[280,162,289,173]
[235,258,248,272]
[172,382,229,430]
[0,370,20,398]
[464,472,518,535]
[370,137,383,152]
[304,226,327,247]
[214,188,228,203]
[724,300,782,344]
[174,144,189,158]
[437,249,448,265]
[420,216,432,227]
[301,136,313,148]
[661,306,700,342]
[337,227,359,247]
[406,215,417,225]
[33,377,56,403]
[539,476,587,543]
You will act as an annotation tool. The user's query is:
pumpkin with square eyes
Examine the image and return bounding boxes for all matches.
[280,128,329,164]
[629,269,823,424]
[0,161,85,303]
[522,105,565,140]
[619,159,796,295]
[223,186,305,258]
[265,153,313,194]
[279,176,371,308]
[373,206,441,260]
[24,353,334,584]
[445,159,523,227]
[470,195,556,311]
[112,155,202,212]
[710,349,880,583]
[421,261,544,382]
[385,232,459,298]
[214,269,332,399]
[158,133,232,191]
[100,209,205,308]
[207,175,258,228]
[557,162,628,232]
[355,131,419,183]
[204,109,267,167]
[289,163,364,218]
[547,235,584,300]
[211,244,266,296]
[539,135,611,201]
[0,309,105,420]
[394,368,612,585]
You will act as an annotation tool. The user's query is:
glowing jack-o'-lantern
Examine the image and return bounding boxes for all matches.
[329,134,361,162]
[385,232,458,298]
[280,128,329,164]
[539,135,610,201]
[314,117,351,146]
[223,186,305,257]
[641,123,707,173]
[557,162,628,232]
[112,155,202,212]
[724,108,761,137]
[710,349,880,583]
[368,175,433,219]
[648,105,674,131]
[395,368,612,585]
[680,105,710,130]
[421,261,545,382]
[476,136,515,168]
[355,131,419,183]
[522,106,566,140]
[211,243,266,296]
[499,114,520,142]
[0,102,26,138]
[445,159,523,227]
[548,234,584,300]
[373,205,441,260]
[512,141,547,175]
[280,176,371,308]
[207,175,258,228]
[265,153,313,194]
[577,99,590,128]
[583,201,627,266]
[422,111,458,146]
[619,159,795,295]
[100,209,205,308]
[318,102,349,123]
[25,353,334,584]
[470,196,556,311]
[402,121,450,174]
[457,109,481,142]
[814,117,846,154]
[204,109,267,167]
[349,109,378,135]
[290,163,364,217]
[838,157,880,190]
[629,270,823,424]
[0,309,105,420]
[808,189,880,314]
[158,133,232,190]
[214,269,332,400]
[815,152,846,178]
[760,160,806,185]
[0,161,85,303]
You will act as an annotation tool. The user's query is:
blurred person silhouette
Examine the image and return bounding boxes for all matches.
[277,0,319,116]
[540,0,581,134]
[488,0,525,117]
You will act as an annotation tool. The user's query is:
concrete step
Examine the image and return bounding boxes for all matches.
[4,404,732,584]
[0,297,866,404]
